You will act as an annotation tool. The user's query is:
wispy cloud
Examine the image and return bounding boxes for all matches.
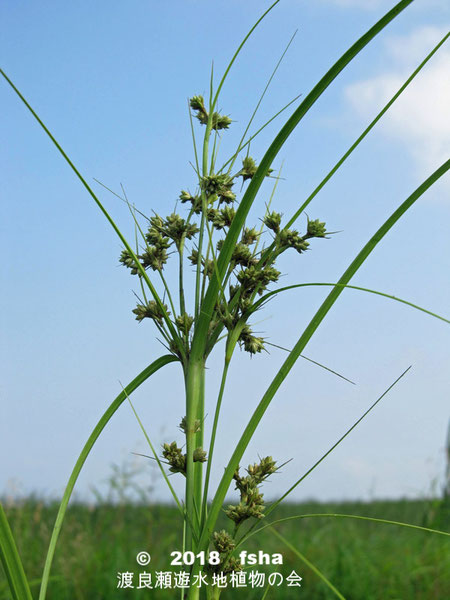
[344,27,450,177]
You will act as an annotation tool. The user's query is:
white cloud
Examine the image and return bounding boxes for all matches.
[385,25,450,67]
[344,26,450,176]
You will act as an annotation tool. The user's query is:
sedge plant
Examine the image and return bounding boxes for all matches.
[1,1,450,599]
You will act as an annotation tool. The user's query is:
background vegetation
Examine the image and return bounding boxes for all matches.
[1,492,448,599]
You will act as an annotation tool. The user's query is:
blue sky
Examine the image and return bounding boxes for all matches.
[1,0,449,504]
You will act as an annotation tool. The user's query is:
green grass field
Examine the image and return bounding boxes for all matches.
[1,496,448,599]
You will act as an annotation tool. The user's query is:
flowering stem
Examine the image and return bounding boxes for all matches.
[178,240,186,317]
[201,359,230,527]
[185,358,206,550]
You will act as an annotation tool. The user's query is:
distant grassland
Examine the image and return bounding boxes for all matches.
[1,497,448,599]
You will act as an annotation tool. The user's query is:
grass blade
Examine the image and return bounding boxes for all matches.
[0,70,184,358]
[269,526,346,600]
[124,390,184,515]
[211,0,282,113]
[94,178,150,222]
[265,343,356,385]
[249,513,450,540]
[251,282,450,325]
[204,24,450,352]
[284,30,450,231]
[199,158,450,552]
[191,0,414,363]
[219,93,302,175]
[224,30,298,175]
[260,583,271,600]
[38,354,178,600]
[0,503,33,600]
[127,396,201,546]
[237,367,411,546]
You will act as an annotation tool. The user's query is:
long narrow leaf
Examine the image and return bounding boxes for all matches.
[126,396,201,546]
[199,159,450,551]
[211,0,282,113]
[284,30,450,231]
[194,0,282,322]
[125,391,183,514]
[251,282,450,324]
[238,367,411,546]
[219,93,302,175]
[254,29,450,272]
[269,526,346,600]
[248,513,450,540]
[265,343,356,384]
[38,354,178,600]
[0,70,184,358]
[224,30,298,175]
[191,0,414,362]
[0,503,33,600]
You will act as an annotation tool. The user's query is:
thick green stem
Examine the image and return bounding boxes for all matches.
[190,586,201,600]
[201,359,230,526]
[178,234,187,313]
[206,586,221,600]
[185,359,206,550]
[194,365,205,528]
[195,111,213,319]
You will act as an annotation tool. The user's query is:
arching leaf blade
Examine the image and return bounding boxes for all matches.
[38,354,178,600]
[269,527,347,600]
[199,158,450,552]
[251,282,450,325]
[191,0,414,362]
